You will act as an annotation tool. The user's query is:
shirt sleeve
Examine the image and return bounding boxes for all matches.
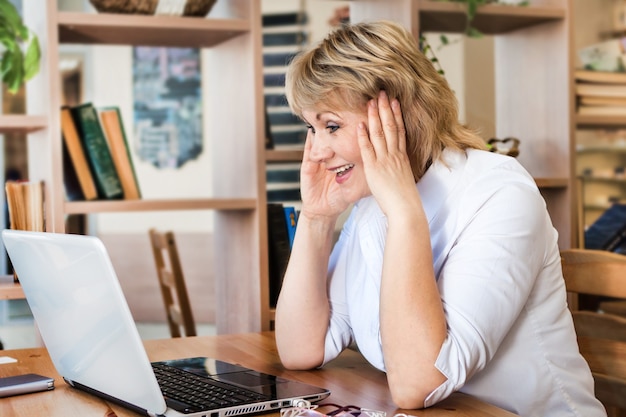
[424,176,555,406]
[322,212,355,365]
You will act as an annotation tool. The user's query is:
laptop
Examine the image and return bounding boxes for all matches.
[2,229,330,417]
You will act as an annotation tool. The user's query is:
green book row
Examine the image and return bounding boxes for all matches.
[61,103,141,201]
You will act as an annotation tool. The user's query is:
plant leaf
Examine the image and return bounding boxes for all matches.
[0,0,41,93]
[0,0,26,39]
[2,48,24,94]
[467,27,483,38]
[467,0,478,20]
[23,33,40,81]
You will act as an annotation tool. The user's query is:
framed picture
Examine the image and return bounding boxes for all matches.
[132,47,203,169]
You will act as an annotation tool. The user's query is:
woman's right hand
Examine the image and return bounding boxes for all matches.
[299,132,350,221]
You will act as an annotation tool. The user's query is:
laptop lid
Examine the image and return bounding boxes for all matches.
[2,230,329,416]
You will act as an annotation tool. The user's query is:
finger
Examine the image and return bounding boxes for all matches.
[391,98,407,154]
[300,131,320,177]
[367,97,387,156]
[357,121,376,164]
[302,129,313,162]
[377,91,399,152]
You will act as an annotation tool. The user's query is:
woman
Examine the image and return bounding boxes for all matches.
[274,20,605,417]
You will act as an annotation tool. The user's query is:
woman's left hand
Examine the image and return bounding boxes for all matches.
[357,91,421,217]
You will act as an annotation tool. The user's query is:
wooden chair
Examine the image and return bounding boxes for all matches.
[149,228,196,338]
[561,249,626,416]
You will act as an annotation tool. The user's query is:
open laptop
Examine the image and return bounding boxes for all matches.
[2,230,329,417]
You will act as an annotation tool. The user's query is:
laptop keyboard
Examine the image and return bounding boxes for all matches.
[152,363,271,414]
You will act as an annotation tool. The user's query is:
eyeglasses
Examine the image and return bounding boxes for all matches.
[281,402,386,417]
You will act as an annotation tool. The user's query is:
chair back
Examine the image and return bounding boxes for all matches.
[149,228,196,338]
[561,249,626,416]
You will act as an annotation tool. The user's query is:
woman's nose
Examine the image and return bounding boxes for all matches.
[308,134,333,163]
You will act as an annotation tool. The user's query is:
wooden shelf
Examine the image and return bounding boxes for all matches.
[0,280,25,300]
[265,149,303,162]
[21,1,269,334]
[64,198,257,214]
[577,145,626,154]
[58,11,249,48]
[0,115,47,134]
[578,177,626,184]
[576,114,626,129]
[584,204,615,211]
[418,0,565,34]
[535,177,569,189]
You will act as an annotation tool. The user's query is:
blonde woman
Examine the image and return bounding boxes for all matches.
[274,20,604,417]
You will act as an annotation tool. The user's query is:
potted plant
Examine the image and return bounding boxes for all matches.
[0,0,40,94]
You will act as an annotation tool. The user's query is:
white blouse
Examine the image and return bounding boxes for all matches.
[322,148,606,417]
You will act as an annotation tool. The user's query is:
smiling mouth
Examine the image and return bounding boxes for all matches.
[333,164,355,177]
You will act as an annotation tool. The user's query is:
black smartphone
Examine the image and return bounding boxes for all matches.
[0,373,55,397]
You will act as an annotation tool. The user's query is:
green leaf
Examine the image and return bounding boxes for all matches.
[0,0,41,93]
[23,33,40,81]
[2,48,24,94]
[0,33,15,50]
[1,52,12,75]
[467,0,478,20]
[0,0,24,36]
[467,27,484,38]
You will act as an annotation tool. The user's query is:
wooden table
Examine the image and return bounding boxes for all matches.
[0,331,517,416]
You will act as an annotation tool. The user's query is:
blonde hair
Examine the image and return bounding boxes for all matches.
[285,20,486,180]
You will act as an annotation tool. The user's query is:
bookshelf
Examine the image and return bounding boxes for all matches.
[0,116,48,134]
[20,1,270,333]
[349,0,575,248]
[572,0,626,235]
[0,280,24,301]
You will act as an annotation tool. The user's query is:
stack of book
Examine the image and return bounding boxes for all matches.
[262,11,309,151]
[5,180,45,282]
[5,180,45,232]
[262,11,308,208]
[62,103,141,201]
[575,69,626,116]
[267,203,298,307]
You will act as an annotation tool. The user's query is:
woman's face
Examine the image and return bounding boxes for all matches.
[301,105,372,203]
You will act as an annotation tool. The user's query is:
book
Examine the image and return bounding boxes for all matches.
[578,105,626,116]
[60,107,98,201]
[576,83,626,98]
[584,203,626,251]
[264,104,274,150]
[69,103,123,200]
[262,12,307,27]
[62,141,86,201]
[98,107,141,200]
[5,181,45,233]
[579,95,626,106]
[283,206,297,249]
[575,69,626,84]
[5,180,45,281]
[267,203,291,307]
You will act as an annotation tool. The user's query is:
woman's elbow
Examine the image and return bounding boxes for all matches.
[389,387,427,410]
[387,372,446,410]
[278,351,324,371]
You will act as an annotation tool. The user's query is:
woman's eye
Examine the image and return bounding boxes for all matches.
[327,124,339,133]
[305,124,316,134]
